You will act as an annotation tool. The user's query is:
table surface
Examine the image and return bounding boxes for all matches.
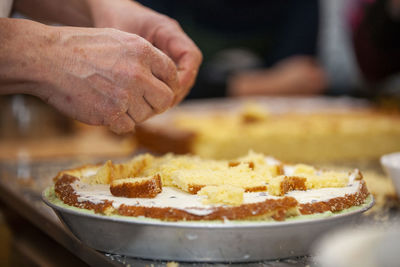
[0,156,397,267]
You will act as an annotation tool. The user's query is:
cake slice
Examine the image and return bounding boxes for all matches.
[305,171,349,189]
[80,154,155,185]
[82,160,114,185]
[111,154,155,182]
[198,185,244,206]
[268,176,307,196]
[171,168,268,194]
[110,174,162,198]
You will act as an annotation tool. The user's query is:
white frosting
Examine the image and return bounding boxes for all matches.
[72,180,361,216]
[283,165,295,176]
[82,169,98,177]
[286,184,359,204]
[73,183,272,214]
[265,156,281,166]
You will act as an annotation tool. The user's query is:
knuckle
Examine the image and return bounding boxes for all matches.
[104,27,120,36]
[166,59,178,79]
[130,67,147,82]
[123,33,139,44]
[160,90,175,110]
[136,39,153,55]
[150,89,174,113]
[159,15,181,28]
[124,35,152,56]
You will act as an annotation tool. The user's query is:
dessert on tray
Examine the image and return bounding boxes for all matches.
[50,151,371,222]
[135,103,400,162]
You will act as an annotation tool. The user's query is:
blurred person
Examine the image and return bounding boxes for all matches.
[0,0,202,134]
[351,0,400,84]
[138,0,327,98]
[228,56,327,96]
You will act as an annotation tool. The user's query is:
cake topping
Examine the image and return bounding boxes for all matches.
[53,151,370,221]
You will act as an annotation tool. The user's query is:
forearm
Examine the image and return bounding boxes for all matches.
[13,0,92,26]
[0,18,52,96]
[86,0,150,33]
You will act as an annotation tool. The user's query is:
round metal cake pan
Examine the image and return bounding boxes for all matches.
[42,192,374,263]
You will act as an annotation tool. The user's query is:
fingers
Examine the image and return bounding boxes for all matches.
[108,113,136,134]
[150,20,202,105]
[109,76,173,133]
[175,46,202,103]
[101,43,176,132]
[142,75,175,113]
[100,97,136,134]
[107,79,172,133]
[120,67,174,127]
[149,47,180,98]
[170,40,202,105]
[126,95,153,123]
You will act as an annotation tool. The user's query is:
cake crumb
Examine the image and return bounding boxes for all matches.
[166,261,179,267]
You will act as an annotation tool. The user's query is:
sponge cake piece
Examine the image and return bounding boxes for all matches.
[110,174,162,198]
[268,176,307,196]
[197,185,244,206]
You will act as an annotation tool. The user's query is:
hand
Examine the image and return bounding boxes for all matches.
[88,0,203,105]
[228,56,326,96]
[1,19,179,134]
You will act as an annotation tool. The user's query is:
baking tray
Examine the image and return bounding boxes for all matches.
[42,190,374,263]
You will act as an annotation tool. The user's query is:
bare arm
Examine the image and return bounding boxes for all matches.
[13,0,92,26]
[14,0,202,102]
[1,0,202,133]
[0,18,178,133]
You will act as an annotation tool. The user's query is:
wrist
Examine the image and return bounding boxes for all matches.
[0,19,56,97]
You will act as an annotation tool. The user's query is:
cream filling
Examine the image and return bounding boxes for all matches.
[72,180,361,216]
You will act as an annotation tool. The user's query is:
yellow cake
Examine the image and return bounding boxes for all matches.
[135,103,400,162]
[197,185,244,206]
[110,175,162,198]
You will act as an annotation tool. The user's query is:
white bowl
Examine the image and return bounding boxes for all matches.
[380,152,400,197]
[313,224,400,267]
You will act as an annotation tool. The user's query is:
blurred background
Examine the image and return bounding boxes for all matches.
[0,0,400,266]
